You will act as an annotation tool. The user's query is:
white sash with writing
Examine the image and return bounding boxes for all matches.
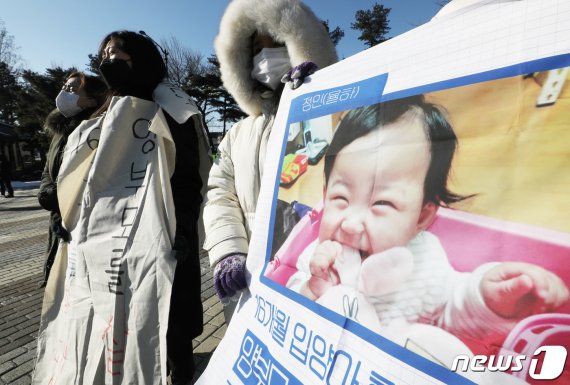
[33,95,180,384]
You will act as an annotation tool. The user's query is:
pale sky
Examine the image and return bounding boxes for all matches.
[1,1,444,73]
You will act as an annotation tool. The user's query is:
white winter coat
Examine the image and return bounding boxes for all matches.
[204,0,337,267]
[203,114,272,266]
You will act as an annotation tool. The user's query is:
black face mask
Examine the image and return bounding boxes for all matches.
[99,59,133,92]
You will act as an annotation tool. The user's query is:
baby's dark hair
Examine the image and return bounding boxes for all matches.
[323,95,468,207]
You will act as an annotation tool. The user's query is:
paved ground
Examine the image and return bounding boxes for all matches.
[0,187,224,384]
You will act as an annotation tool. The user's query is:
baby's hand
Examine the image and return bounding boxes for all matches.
[303,240,343,300]
[481,262,569,319]
[359,247,414,296]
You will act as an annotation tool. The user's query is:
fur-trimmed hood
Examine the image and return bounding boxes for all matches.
[44,108,94,137]
[215,0,338,116]
[44,109,78,137]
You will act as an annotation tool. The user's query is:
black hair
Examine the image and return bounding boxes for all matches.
[64,71,107,106]
[323,95,470,207]
[57,71,108,123]
[93,30,166,116]
[80,74,108,107]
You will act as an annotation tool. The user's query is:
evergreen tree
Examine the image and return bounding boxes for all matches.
[322,20,344,47]
[0,61,20,124]
[87,53,100,76]
[185,55,246,136]
[16,67,76,160]
[205,56,246,135]
[351,3,391,47]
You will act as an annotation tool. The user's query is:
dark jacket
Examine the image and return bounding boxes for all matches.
[38,109,93,283]
[164,111,204,340]
[0,154,11,178]
[161,110,205,381]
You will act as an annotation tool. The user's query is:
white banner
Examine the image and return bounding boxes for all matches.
[34,96,178,384]
[198,1,570,384]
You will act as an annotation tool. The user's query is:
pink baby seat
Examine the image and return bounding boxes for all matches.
[265,201,323,286]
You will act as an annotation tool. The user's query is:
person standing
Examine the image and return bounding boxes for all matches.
[204,0,337,321]
[37,71,107,288]
[0,153,14,198]
[33,31,210,385]
[97,30,208,384]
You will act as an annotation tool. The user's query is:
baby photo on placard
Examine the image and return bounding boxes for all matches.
[264,64,570,383]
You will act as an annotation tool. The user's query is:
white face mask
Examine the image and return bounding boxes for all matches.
[55,90,83,118]
[251,47,291,90]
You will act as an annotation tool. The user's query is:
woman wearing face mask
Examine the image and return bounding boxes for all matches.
[204,0,337,322]
[93,31,208,385]
[33,31,210,385]
[37,71,106,288]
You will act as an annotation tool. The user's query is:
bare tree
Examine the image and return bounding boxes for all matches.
[160,36,206,88]
[154,37,246,139]
[0,19,21,71]
[0,19,22,125]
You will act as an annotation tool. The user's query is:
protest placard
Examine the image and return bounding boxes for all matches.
[200,1,570,383]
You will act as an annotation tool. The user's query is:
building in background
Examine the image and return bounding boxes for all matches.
[0,121,22,171]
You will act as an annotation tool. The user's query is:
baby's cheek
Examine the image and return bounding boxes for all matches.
[317,222,328,242]
[369,235,406,255]
[318,212,336,242]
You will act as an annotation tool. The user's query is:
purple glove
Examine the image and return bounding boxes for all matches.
[213,253,247,302]
[281,61,318,90]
